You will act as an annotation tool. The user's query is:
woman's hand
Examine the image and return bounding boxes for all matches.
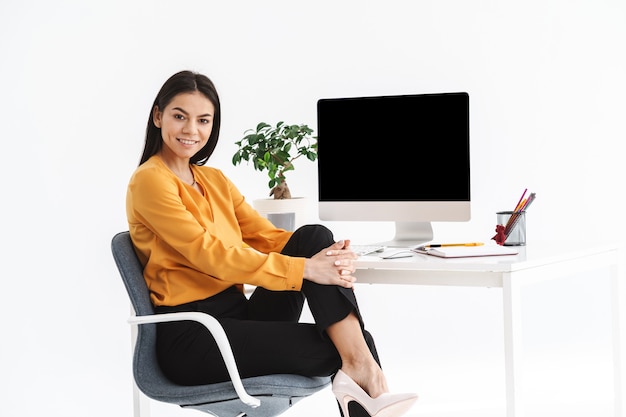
[303,239,358,288]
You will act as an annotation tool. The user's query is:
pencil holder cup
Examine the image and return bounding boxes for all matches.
[496,211,526,246]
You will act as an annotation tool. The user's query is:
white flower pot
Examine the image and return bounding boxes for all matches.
[253,197,310,230]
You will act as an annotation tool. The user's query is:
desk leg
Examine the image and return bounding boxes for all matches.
[612,260,625,417]
[502,271,524,417]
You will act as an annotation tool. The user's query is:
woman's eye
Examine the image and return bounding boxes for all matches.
[200,118,211,124]
[174,114,185,120]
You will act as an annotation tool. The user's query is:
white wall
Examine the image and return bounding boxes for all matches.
[1,1,624,416]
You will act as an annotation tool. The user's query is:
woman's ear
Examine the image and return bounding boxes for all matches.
[152,105,162,128]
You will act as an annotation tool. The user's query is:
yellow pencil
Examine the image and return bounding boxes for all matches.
[423,242,484,248]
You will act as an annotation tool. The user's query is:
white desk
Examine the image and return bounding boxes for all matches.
[355,243,622,417]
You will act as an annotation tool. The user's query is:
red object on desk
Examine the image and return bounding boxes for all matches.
[492,224,506,245]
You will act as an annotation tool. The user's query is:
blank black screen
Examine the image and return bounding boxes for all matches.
[317,92,470,201]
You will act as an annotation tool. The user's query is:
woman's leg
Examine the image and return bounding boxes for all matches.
[156,286,341,385]
[256,225,371,340]
[247,224,329,322]
[273,224,388,397]
[326,312,389,398]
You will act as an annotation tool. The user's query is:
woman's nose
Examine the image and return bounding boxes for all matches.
[182,120,197,134]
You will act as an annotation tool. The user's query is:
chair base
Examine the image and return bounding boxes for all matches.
[183,393,312,417]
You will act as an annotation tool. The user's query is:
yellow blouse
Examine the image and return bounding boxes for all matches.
[126,155,305,307]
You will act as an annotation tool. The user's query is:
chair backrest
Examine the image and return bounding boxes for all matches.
[111,231,331,417]
[111,231,184,401]
[111,231,155,317]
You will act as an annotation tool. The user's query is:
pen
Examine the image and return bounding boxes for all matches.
[513,188,527,212]
[422,242,484,248]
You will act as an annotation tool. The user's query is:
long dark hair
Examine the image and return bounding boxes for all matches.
[139,70,221,166]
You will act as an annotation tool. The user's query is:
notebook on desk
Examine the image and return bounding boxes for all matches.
[412,244,519,258]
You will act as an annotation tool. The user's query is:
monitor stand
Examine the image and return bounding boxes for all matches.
[377,221,433,248]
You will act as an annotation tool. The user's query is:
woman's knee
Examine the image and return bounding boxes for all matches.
[282,224,335,257]
[294,224,334,242]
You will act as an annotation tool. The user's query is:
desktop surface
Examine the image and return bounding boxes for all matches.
[355,242,618,273]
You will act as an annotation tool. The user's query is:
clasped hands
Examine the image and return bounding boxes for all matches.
[303,239,358,288]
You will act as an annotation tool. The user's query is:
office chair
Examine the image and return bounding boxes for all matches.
[111,231,331,417]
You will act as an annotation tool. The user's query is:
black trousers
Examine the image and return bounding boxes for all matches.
[155,224,381,386]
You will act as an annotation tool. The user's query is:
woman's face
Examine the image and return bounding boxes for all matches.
[153,91,215,161]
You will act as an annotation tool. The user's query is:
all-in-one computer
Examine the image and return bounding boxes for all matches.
[317,92,471,247]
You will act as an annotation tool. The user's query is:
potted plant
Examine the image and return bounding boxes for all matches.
[232,121,317,199]
[232,121,318,229]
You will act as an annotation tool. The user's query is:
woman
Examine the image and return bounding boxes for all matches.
[126,70,417,417]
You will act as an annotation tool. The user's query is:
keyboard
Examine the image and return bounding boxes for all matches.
[350,244,386,256]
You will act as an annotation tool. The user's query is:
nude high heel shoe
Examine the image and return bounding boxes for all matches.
[332,370,418,417]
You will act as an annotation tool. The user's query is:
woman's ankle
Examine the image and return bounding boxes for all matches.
[339,363,388,398]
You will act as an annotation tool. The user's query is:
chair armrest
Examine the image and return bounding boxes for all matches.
[128,312,261,408]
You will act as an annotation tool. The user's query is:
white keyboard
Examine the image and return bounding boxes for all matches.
[350,245,386,256]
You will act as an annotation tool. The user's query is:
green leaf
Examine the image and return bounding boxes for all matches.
[256,122,270,131]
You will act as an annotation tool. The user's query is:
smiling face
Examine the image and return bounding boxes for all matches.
[153,91,215,164]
